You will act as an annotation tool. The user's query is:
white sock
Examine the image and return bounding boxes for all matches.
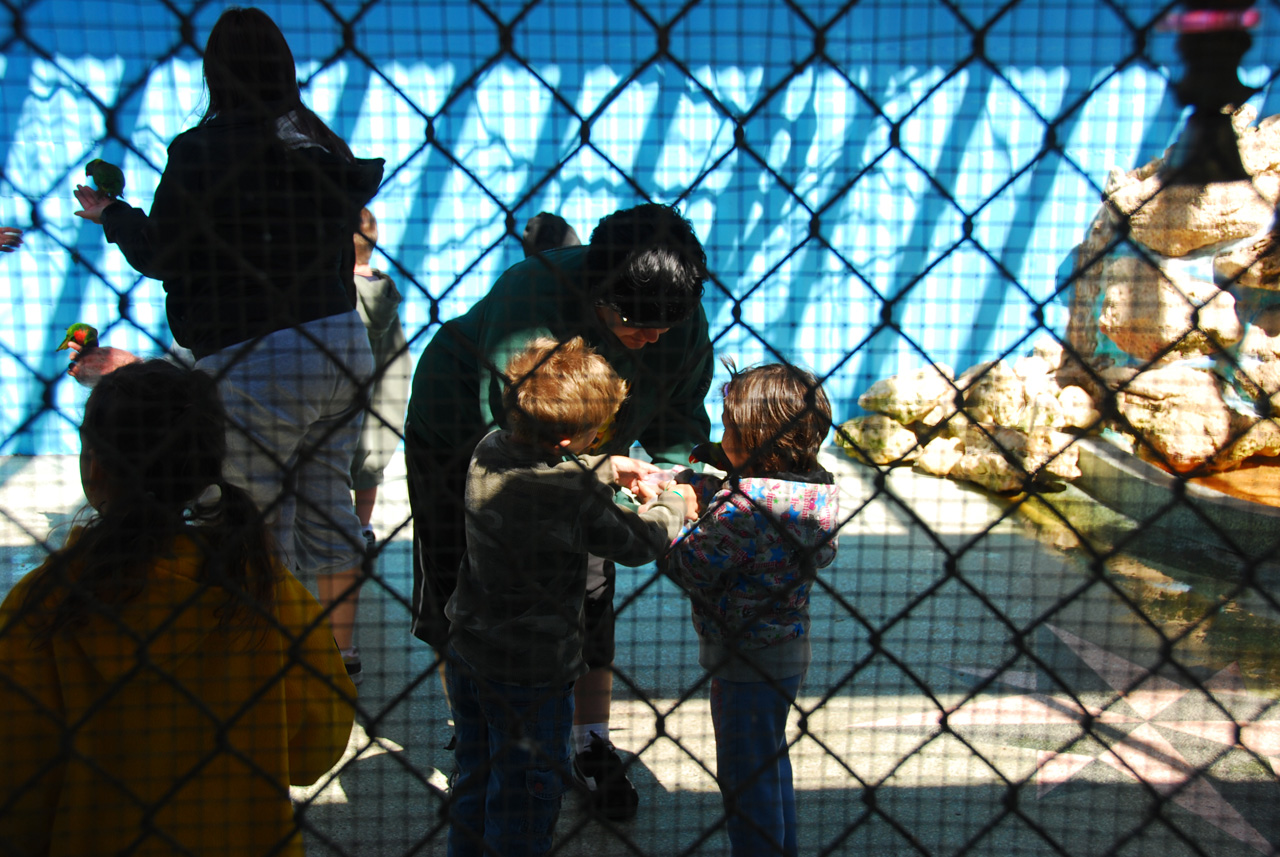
[573,723,609,752]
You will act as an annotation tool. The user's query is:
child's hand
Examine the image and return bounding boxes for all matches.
[633,477,663,506]
[666,483,700,520]
[609,455,662,493]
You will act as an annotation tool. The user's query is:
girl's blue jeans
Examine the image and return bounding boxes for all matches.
[445,653,574,857]
[710,673,803,857]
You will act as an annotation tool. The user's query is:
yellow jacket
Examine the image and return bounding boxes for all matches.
[0,531,356,856]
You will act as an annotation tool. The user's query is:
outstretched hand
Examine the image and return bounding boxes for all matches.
[0,227,22,252]
[609,455,662,494]
[635,480,700,520]
[66,341,141,387]
[73,185,115,224]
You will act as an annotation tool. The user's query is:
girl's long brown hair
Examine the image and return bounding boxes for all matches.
[20,361,277,642]
[721,362,832,476]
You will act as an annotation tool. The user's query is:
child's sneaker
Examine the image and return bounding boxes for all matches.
[572,732,639,820]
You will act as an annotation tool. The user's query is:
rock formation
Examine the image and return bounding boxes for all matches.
[839,107,1280,490]
[1052,105,1280,475]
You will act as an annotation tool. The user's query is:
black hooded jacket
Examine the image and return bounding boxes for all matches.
[102,107,384,358]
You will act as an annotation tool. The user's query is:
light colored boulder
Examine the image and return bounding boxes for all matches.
[1113,366,1234,472]
[1221,416,1280,467]
[1097,255,1242,360]
[914,436,964,477]
[1235,106,1280,176]
[951,451,1026,494]
[1015,354,1055,383]
[1032,338,1065,372]
[963,423,1027,459]
[1237,307,1280,361]
[1237,361,1280,415]
[1018,357,1061,404]
[1104,174,1280,258]
[1233,307,1280,412]
[1058,385,1100,429]
[922,402,972,437]
[1214,234,1280,291]
[1025,427,1082,481]
[857,363,956,424]
[1104,153,1162,196]
[1026,390,1067,430]
[959,361,1027,427]
[834,415,919,466]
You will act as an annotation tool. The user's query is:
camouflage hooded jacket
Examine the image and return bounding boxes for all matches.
[666,470,840,682]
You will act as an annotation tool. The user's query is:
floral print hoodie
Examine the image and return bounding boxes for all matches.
[666,469,840,682]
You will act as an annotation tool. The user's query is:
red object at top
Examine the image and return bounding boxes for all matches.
[1157,8,1261,32]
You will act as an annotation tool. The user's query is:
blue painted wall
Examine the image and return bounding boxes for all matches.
[2,0,1277,453]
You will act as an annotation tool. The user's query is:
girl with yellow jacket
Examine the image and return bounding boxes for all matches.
[0,361,355,856]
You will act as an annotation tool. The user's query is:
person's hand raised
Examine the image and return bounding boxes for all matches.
[0,226,23,252]
[66,340,141,387]
[73,185,115,224]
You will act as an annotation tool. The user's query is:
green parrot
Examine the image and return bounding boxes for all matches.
[85,159,125,198]
[56,322,98,352]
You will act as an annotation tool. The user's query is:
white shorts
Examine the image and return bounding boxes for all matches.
[197,310,375,579]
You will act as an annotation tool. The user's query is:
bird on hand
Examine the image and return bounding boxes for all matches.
[85,159,125,198]
[56,322,98,352]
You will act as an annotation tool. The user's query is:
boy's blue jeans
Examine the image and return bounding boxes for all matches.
[445,653,574,857]
[710,674,804,857]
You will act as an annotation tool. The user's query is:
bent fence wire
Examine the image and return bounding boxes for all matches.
[2,0,1280,855]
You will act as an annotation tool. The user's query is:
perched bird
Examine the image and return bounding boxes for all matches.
[689,441,731,471]
[85,159,125,198]
[55,322,98,352]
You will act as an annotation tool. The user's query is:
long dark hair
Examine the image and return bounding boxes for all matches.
[21,361,277,642]
[199,6,353,161]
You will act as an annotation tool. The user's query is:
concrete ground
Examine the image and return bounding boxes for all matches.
[1,449,1277,857]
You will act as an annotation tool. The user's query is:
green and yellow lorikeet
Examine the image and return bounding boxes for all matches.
[85,159,125,198]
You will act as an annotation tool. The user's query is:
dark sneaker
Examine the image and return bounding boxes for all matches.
[573,732,639,821]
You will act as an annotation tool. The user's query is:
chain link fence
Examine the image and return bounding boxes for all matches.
[1,0,1280,855]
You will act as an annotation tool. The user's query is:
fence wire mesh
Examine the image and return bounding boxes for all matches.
[1,1,1279,856]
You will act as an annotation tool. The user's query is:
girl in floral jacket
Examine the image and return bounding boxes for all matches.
[666,362,840,857]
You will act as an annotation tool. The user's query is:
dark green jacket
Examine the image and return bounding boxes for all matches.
[405,246,714,465]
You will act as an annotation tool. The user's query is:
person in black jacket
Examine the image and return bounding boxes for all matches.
[73,7,384,660]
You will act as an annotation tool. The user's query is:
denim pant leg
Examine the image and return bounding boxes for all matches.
[711,674,803,857]
[446,655,573,857]
[446,658,489,857]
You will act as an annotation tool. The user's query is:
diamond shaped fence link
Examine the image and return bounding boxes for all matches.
[0,0,1277,855]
